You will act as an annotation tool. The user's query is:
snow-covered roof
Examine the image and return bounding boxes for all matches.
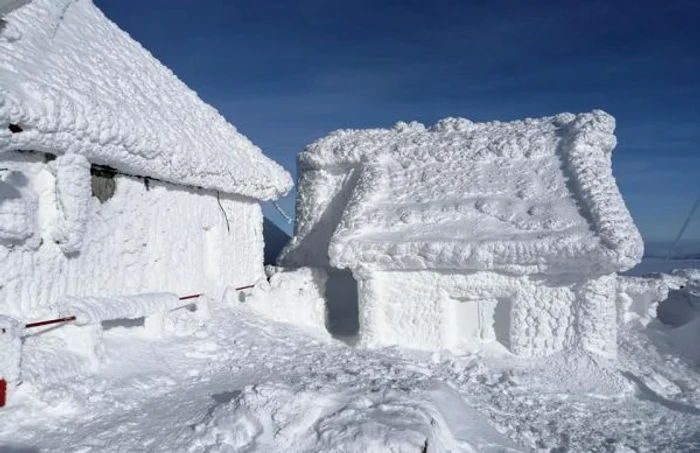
[0,0,291,200]
[281,110,643,275]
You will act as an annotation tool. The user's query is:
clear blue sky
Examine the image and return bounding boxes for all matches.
[96,0,700,242]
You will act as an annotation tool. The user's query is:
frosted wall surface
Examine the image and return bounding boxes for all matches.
[0,154,264,317]
[356,270,591,357]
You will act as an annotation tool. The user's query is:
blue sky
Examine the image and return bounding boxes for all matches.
[96,0,700,242]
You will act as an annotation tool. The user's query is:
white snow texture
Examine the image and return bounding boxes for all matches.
[241,267,329,336]
[282,110,642,276]
[194,379,523,453]
[58,292,181,325]
[0,0,291,200]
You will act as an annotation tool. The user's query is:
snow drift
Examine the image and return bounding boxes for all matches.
[192,379,523,453]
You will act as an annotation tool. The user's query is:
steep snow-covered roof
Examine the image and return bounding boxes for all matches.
[281,110,643,275]
[0,0,291,200]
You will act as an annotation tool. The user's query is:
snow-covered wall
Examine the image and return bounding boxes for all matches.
[355,270,591,357]
[0,152,264,317]
[280,165,360,267]
[0,0,291,200]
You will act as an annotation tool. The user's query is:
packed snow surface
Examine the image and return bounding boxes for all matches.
[1,288,699,452]
[0,0,291,199]
[282,111,642,275]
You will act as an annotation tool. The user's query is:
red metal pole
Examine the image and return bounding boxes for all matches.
[234,284,255,291]
[25,316,76,329]
[0,379,6,408]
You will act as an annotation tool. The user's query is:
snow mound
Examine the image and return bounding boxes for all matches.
[654,269,700,328]
[0,0,291,200]
[192,379,523,453]
[617,275,671,326]
[239,267,329,337]
[283,111,642,275]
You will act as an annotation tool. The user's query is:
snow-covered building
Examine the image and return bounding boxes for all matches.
[280,111,643,358]
[0,0,292,317]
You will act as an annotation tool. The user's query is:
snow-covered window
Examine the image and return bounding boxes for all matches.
[0,169,37,245]
[90,164,116,203]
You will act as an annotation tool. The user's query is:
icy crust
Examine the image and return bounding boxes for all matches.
[58,293,181,325]
[288,111,642,275]
[0,0,291,200]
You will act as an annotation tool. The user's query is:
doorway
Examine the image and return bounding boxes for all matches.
[453,296,511,350]
[324,268,359,341]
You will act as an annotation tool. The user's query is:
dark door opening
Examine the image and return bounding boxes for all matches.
[324,268,359,341]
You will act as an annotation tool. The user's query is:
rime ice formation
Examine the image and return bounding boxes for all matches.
[0,0,291,200]
[0,0,291,317]
[281,111,643,358]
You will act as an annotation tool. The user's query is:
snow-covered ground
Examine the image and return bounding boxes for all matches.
[1,284,699,453]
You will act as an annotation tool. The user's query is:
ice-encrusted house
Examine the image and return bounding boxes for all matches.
[0,0,292,317]
[280,111,643,358]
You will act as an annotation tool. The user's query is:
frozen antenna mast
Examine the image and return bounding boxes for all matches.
[666,194,700,259]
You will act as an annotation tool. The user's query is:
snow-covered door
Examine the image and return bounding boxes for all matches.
[454,298,498,347]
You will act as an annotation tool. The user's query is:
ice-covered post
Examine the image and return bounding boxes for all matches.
[0,316,24,407]
[575,274,618,359]
[353,267,381,348]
